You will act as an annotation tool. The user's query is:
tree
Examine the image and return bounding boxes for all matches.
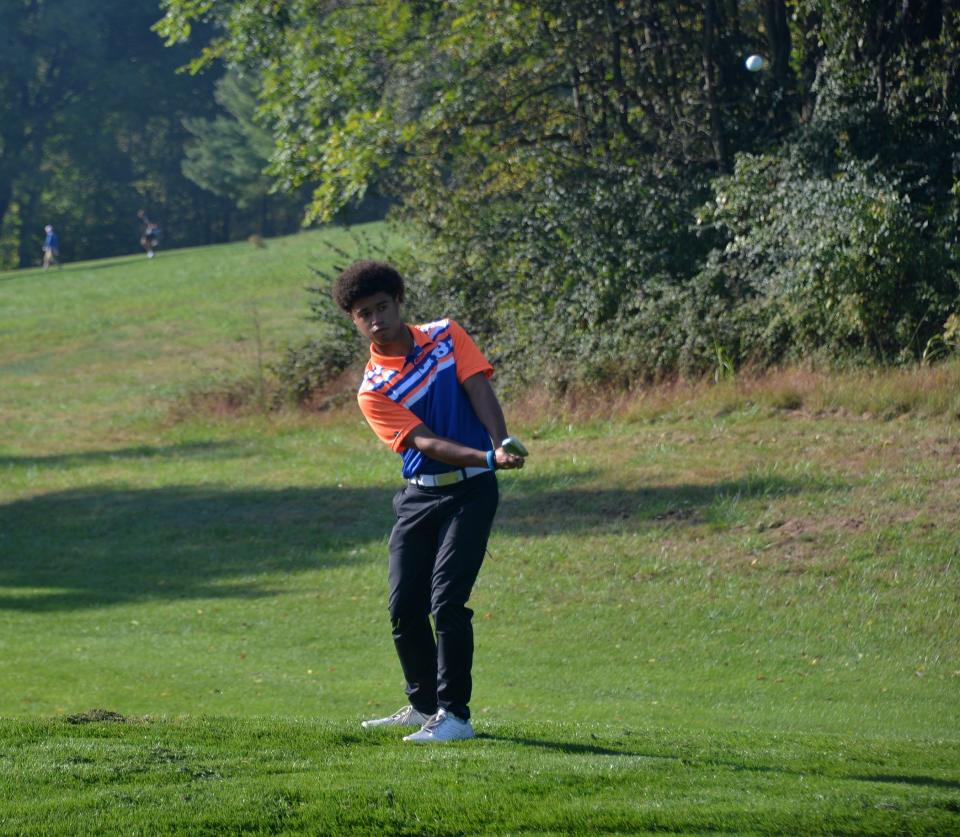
[182,71,280,232]
[156,1,787,221]
[0,0,104,266]
[0,0,298,268]
[156,0,960,383]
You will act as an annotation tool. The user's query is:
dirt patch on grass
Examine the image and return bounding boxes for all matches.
[916,437,960,459]
[654,506,702,523]
[760,515,865,562]
[768,515,866,538]
[65,708,128,724]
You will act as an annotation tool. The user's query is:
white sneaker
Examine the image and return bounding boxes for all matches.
[361,705,431,729]
[403,709,475,743]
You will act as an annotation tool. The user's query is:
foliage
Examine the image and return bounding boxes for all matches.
[691,151,955,370]
[922,312,960,365]
[273,225,414,405]
[156,1,781,216]
[182,72,274,210]
[0,0,318,269]
[0,0,222,266]
[401,158,709,391]
[271,286,361,407]
[182,70,311,237]
[152,1,960,381]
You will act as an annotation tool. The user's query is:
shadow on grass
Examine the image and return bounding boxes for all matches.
[479,734,960,790]
[849,774,960,790]
[0,441,238,469]
[62,255,159,273]
[476,733,631,758]
[0,471,835,611]
[54,251,159,273]
[0,484,397,612]
[498,471,836,534]
[0,255,147,282]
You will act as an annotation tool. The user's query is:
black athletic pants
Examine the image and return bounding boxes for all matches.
[387,470,499,721]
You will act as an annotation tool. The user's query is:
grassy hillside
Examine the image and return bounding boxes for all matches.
[0,225,398,447]
[1,229,958,833]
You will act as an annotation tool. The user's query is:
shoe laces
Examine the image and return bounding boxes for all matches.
[421,710,449,733]
[391,706,418,723]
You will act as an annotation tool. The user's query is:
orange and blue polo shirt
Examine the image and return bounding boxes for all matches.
[358,318,494,479]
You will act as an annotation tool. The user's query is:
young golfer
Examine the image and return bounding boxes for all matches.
[334,261,524,743]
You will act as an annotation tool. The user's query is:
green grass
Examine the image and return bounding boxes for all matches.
[1,229,959,833]
[3,717,958,834]
[0,225,400,445]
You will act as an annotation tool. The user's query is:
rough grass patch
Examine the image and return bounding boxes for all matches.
[509,362,960,427]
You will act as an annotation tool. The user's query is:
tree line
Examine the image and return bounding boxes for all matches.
[14,1,959,385]
[157,0,960,387]
[0,0,319,270]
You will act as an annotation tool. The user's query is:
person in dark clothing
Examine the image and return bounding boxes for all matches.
[137,210,161,258]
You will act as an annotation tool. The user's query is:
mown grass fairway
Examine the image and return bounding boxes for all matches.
[4,717,959,834]
[1,228,958,833]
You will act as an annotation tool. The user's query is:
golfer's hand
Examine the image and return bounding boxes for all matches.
[494,447,524,470]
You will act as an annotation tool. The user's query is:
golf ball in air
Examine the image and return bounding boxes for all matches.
[745,55,765,72]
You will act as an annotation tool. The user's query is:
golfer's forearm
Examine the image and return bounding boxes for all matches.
[462,374,508,448]
[408,431,488,468]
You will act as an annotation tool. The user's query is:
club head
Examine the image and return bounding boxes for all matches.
[502,436,529,457]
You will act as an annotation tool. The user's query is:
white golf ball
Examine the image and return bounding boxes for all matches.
[745,55,765,72]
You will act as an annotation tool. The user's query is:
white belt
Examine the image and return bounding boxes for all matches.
[408,466,489,487]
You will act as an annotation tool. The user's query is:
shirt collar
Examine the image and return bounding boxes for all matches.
[368,325,434,370]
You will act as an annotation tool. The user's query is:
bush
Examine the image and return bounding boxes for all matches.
[689,150,958,371]
[272,332,361,406]
[273,228,417,406]
[405,158,712,393]
[272,261,362,405]
[406,145,958,392]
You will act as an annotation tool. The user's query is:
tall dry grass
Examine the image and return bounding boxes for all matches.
[508,361,960,427]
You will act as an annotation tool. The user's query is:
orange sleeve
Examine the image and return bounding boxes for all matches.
[358,391,424,452]
[448,319,494,384]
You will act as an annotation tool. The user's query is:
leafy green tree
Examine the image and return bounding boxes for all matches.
[157,0,960,383]
[685,0,960,371]
[0,0,302,268]
[0,0,107,266]
[182,72,279,231]
[157,1,787,220]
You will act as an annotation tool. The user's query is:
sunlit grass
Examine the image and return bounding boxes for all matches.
[1,229,958,833]
[511,362,960,428]
[2,717,957,835]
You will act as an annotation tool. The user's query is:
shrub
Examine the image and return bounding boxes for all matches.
[273,228,414,406]
[405,158,712,393]
[272,332,361,406]
[690,151,957,370]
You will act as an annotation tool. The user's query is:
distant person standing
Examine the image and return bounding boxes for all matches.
[137,210,161,259]
[42,225,60,269]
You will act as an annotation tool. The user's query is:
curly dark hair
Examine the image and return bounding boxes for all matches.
[332,261,405,313]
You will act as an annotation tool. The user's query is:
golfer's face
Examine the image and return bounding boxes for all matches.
[351,292,404,346]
